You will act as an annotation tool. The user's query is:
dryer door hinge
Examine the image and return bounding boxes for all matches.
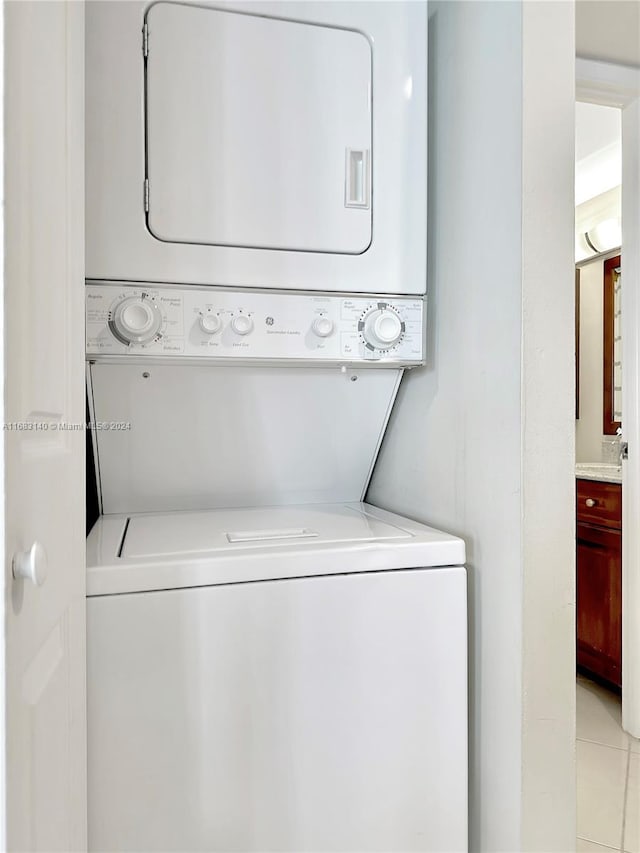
[144,179,149,212]
[143,23,149,58]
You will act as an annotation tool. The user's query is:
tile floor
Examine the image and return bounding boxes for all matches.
[577,674,640,851]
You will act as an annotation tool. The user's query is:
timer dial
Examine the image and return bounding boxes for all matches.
[231,314,254,336]
[199,313,222,335]
[361,306,404,350]
[110,296,163,345]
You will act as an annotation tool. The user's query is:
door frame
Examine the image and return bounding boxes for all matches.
[576,57,640,735]
[0,3,6,845]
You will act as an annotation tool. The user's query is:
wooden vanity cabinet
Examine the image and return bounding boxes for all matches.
[576,478,622,688]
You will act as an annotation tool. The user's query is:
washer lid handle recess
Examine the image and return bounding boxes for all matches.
[226,528,320,544]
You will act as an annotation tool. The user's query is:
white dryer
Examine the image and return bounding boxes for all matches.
[87,502,467,852]
[86,1,427,294]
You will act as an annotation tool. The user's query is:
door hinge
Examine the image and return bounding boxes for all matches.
[142,23,149,58]
[144,179,149,212]
[621,441,629,461]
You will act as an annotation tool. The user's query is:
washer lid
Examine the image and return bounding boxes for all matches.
[86,503,466,596]
[122,504,409,560]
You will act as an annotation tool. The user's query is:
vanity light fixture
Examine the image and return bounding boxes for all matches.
[576,216,622,262]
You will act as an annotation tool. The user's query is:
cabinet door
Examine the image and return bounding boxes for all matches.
[145,3,372,254]
[576,522,622,687]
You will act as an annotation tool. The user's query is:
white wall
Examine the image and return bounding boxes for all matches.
[367,2,575,849]
[520,5,575,847]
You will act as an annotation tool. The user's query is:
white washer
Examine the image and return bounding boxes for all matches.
[87,502,467,852]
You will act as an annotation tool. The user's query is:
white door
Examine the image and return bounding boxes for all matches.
[145,2,372,253]
[3,2,86,849]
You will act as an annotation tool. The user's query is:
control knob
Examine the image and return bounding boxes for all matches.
[231,314,254,336]
[312,316,334,338]
[110,295,163,345]
[362,307,404,350]
[199,313,222,335]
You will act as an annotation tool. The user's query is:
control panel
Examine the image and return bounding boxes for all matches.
[85,283,425,365]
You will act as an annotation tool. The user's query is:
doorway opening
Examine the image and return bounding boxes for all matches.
[574,59,640,852]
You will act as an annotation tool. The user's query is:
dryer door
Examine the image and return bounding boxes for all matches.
[145,3,372,254]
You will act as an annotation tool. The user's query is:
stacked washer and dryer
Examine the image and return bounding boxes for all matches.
[85,3,468,851]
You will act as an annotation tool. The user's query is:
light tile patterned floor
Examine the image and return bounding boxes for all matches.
[577,675,640,851]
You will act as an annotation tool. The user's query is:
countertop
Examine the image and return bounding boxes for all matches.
[575,463,622,485]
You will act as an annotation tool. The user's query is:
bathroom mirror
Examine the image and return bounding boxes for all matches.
[603,254,621,434]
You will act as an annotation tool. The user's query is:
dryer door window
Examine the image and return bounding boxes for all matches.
[144,4,372,255]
